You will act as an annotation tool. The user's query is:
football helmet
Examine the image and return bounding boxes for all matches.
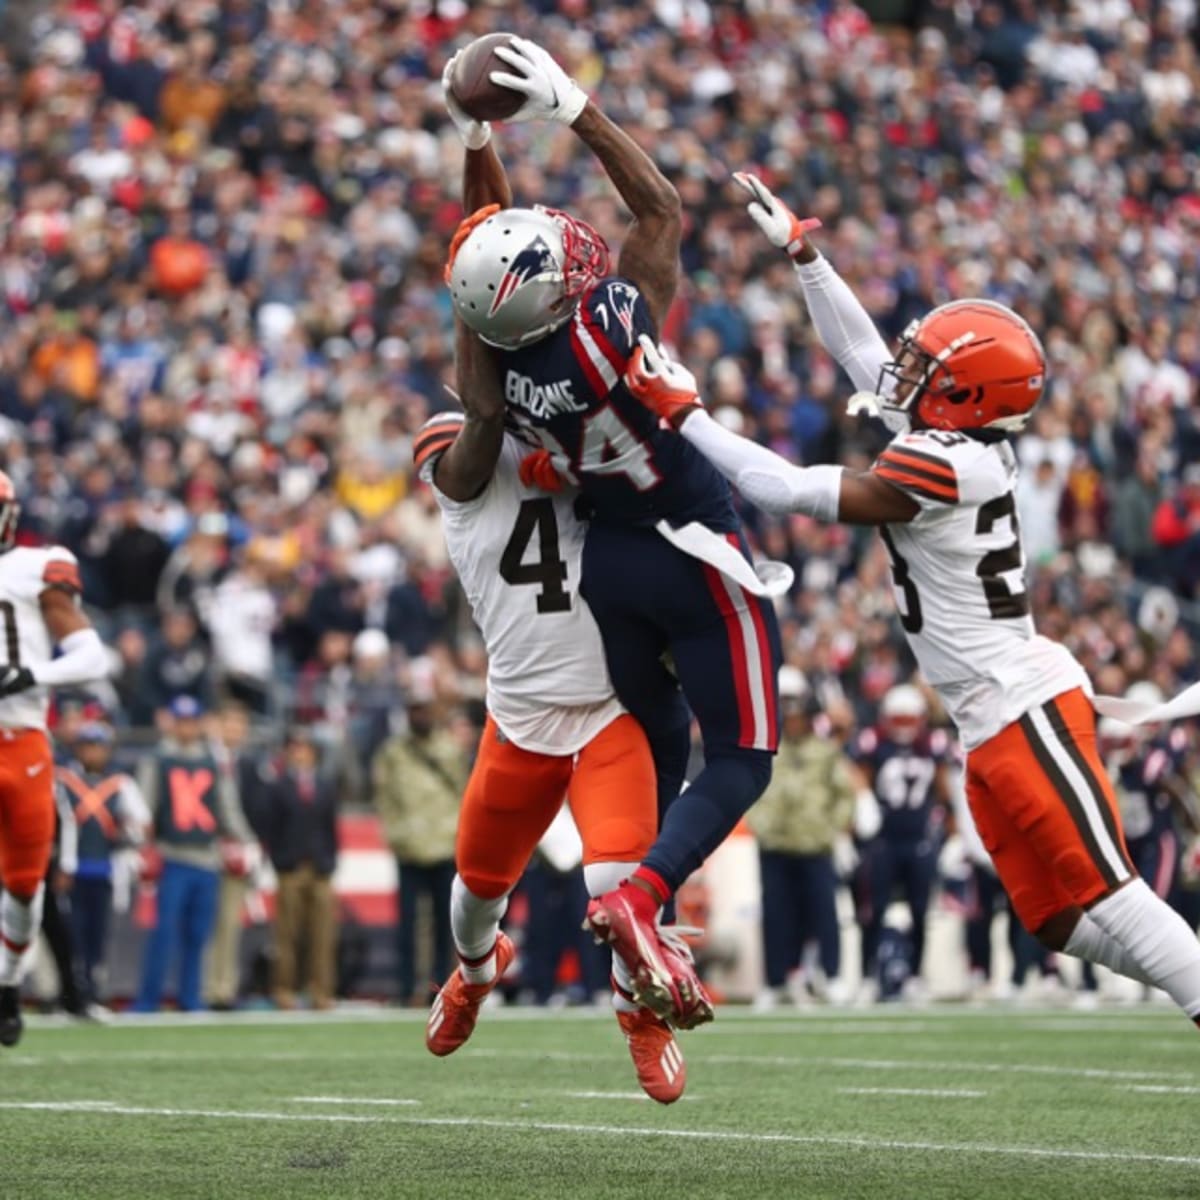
[881,683,927,745]
[447,206,609,349]
[0,471,18,553]
[878,300,1046,434]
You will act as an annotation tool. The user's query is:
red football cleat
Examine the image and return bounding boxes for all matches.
[584,891,714,1030]
[617,1006,686,1104]
[426,932,514,1057]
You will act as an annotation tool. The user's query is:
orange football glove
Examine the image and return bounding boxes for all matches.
[518,448,566,493]
[623,336,703,429]
[443,203,501,282]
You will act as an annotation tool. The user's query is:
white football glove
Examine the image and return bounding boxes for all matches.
[441,54,492,150]
[732,172,822,261]
[832,832,859,879]
[490,36,588,126]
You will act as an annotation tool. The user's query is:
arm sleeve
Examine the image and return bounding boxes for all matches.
[31,628,110,688]
[794,255,892,393]
[679,410,843,520]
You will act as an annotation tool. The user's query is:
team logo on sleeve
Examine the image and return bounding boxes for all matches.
[490,236,557,316]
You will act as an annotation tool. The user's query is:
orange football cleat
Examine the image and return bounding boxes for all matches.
[617,1006,686,1104]
[426,932,514,1057]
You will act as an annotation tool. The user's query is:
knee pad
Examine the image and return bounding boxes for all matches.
[582,817,656,869]
[456,865,518,902]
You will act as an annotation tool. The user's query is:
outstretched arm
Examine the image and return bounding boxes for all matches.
[490,37,681,326]
[434,321,506,503]
[569,104,681,326]
[734,173,893,397]
[624,337,918,525]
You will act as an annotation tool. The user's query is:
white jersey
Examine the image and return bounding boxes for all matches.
[433,434,623,755]
[874,431,1089,749]
[0,545,82,733]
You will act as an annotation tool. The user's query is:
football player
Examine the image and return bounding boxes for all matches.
[852,685,951,1001]
[621,175,1200,1029]
[0,471,109,1046]
[442,38,784,1028]
[415,322,686,1104]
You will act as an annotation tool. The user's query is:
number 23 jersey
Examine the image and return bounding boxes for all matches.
[432,434,623,756]
[873,431,1088,749]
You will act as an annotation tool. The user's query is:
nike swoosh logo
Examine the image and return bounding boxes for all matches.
[26,762,45,777]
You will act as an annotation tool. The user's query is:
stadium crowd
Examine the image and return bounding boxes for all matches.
[2,0,1200,1003]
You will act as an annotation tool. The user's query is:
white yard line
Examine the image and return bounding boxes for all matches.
[837,1087,986,1099]
[289,1096,422,1106]
[561,1091,699,1102]
[1127,1085,1200,1095]
[0,1101,1196,1167]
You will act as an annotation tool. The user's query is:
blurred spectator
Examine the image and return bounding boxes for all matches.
[134,696,253,1012]
[205,701,265,1010]
[57,721,147,1011]
[138,607,214,722]
[261,725,340,1011]
[746,667,857,1008]
[372,677,465,1006]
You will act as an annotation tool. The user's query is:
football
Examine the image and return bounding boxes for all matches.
[449,33,526,123]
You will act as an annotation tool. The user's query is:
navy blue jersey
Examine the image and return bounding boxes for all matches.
[499,277,737,530]
[1118,728,1190,843]
[854,726,949,841]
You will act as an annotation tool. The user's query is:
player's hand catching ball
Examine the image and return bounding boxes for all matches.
[0,664,35,697]
[733,172,822,262]
[442,53,492,150]
[624,336,704,429]
[489,37,588,126]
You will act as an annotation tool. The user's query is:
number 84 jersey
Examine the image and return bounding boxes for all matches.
[432,434,624,756]
[873,431,1088,750]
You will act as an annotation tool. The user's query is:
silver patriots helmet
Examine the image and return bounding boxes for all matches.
[447,206,610,349]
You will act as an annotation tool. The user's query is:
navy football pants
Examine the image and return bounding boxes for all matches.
[857,837,937,979]
[582,523,781,892]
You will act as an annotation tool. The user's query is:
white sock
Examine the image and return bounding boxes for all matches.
[0,886,44,987]
[1065,914,1155,987]
[451,874,508,985]
[585,861,641,1012]
[1083,880,1200,1017]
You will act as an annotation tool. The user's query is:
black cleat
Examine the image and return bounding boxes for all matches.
[0,985,23,1047]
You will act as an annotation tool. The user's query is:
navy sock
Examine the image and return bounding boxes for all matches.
[642,750,773,892]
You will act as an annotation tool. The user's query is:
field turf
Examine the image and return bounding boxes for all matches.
[3,1005,1199,1199]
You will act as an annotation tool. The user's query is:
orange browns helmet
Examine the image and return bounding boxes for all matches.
[0,470,18,553]
[879,300,1046,434]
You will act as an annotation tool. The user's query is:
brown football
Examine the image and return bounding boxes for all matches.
[449,33,526,123]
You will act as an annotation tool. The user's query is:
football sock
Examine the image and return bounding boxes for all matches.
[450,874,507,983]
[1083,880,1200,1017]
[641,750,773,892]
[583,862,645,1002]
[0,887,44,987]
[1065,914,1154,988]
[611,971,640,1013]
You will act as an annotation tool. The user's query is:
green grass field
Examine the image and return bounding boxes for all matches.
[3,1005,1199,1199]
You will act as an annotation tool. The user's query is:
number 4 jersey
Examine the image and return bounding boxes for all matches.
[873,431,1087,749]
[431,434,624,756]
[0,545,82,733]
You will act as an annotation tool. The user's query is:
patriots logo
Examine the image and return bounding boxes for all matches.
[490,236,556,316]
